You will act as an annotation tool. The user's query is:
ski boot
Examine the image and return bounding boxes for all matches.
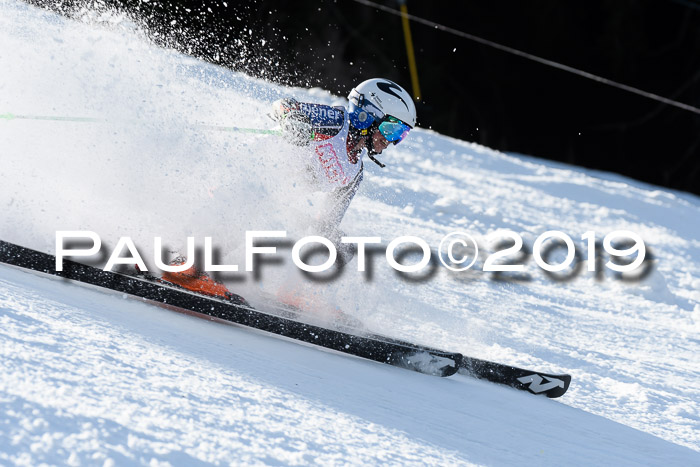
[158,256,249,306]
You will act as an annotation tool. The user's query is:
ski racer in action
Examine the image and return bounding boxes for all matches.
[160,78,418,299]
[269,78,417,241]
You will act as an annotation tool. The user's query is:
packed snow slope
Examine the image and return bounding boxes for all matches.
[1,1,699,464]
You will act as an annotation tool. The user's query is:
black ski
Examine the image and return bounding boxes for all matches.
[0,240,571,397]
[361,333,571,398]
[0,240,459,377]
[252,298,571,397]
[458,357,571,398]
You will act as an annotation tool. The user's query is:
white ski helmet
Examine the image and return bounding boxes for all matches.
[348,78,417,130]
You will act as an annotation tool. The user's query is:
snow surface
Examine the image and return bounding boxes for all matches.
[1,0,699,464]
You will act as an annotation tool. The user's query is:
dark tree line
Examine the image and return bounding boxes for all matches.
[33,0,700,195]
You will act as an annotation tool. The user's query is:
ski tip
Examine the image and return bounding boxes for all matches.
[519,372,571,398]
[457,357,573,398]
[546,373,572,398]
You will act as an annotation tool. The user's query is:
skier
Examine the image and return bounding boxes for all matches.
[160,78,417,299]
[270,78,417,239]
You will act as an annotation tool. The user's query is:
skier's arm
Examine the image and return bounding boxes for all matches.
[270,98,313,146]
[271,98,346,145]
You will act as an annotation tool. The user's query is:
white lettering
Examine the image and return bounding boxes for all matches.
[154,237,195,272]
[205,237,239,272]
[292,236,337,272]
[55,231,101,271]
[341,236,381,272]
[245,231,287,271]
[386,236,431,273]
[104,237,147,272]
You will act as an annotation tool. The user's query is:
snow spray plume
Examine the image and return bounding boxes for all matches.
[0,0,318,279]
[25,0,301,86]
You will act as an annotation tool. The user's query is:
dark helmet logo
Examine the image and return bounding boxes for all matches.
[376,81,410,112]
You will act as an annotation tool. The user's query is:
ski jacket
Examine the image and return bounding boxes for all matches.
[272,98,364,231]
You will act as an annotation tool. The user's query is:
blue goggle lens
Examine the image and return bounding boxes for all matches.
[378,117,411,143]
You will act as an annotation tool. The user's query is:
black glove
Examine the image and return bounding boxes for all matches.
[271,98,313,146]
[280,111,313,146]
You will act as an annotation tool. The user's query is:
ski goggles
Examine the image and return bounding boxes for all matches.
[378,116,411,144]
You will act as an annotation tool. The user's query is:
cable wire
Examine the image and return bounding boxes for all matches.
[351,0,700,116]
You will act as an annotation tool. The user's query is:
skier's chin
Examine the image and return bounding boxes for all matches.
[366,139,383,157]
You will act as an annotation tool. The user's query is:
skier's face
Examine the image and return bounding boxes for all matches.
[371,129,390,154]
